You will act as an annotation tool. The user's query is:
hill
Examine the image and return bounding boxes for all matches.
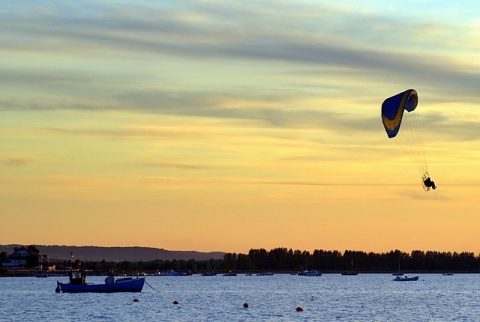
[0,244,225,262]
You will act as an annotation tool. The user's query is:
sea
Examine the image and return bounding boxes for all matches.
[1,273,479,321]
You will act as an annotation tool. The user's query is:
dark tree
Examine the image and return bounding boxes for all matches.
[26,245,40,268]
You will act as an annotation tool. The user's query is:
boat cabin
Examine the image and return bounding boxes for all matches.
[69,270,86,285]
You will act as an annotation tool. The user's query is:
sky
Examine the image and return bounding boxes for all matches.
[1,0,480,254]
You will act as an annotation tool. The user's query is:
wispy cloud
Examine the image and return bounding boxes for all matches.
[0,157,32,167]
[2,1,479,108]
[139,161,215,170]
[1,1,479,162]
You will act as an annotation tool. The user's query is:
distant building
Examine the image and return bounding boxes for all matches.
[2,246,48,268]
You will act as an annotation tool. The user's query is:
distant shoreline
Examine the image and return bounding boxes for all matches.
[3,245,479,276]
[0,244,225,262]
[0,269,470,278]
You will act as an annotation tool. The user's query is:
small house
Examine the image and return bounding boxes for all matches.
[2,246,48,268]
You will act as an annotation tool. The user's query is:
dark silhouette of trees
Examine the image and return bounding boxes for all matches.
[223,253,237,271]
[216,249,480,273]
[26,245,40,268]
[3,246,480,274]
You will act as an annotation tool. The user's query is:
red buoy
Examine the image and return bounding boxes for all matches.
[243,303,249,308]
[133,298,139,302]
[296,306,303,312]
[173,300,179,305]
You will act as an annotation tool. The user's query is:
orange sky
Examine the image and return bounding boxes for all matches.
[1,1,479,254]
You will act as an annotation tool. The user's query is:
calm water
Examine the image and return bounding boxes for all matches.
[1,274,479,321]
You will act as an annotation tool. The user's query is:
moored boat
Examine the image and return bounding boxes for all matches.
[55,270,144,293]
[156,269,190,276]
[298,269,322,276]
[341,271,358,276]
[393,275,419,282]
[341,259,358,275]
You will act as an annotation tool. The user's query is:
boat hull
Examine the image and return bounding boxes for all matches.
[393,276,419,282]
[156,269,189,276]
[56,277,145,293]
[341,272,358,275]
[298,270,322,276]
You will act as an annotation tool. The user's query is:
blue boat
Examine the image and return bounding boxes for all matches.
[55,270,144,293]
[155,269,190,276]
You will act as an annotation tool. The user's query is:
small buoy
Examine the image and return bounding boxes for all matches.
[133,298,139,302]
[243,303,249,308]
[173,300,179,305]
[296,306,303,312]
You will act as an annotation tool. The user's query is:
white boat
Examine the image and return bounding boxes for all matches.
[298,269,322,276]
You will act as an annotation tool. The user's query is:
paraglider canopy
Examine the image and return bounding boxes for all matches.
[381,89,418,138]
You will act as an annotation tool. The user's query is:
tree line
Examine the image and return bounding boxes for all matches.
[2,247,480,274]
[222,248,480,273]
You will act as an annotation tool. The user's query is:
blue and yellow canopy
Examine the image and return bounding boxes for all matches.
[381,89,418,138]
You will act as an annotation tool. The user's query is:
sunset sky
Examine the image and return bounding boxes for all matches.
[1,1,479,254]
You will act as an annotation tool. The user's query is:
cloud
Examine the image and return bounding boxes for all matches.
[39,125,218,141]
[0,157,32,167]
[139,161,215,170]
[2,1,479,103]
[1,1,479,144]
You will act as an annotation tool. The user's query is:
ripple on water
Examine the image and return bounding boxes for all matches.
[1,274,480,321]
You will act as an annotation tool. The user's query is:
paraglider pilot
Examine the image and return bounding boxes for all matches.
[424,177,437,190]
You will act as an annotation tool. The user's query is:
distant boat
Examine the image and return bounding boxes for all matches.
[55,270,144,293]
[341,271,358,276]
[223,271,237,276]
[443,272,454,276]
[256,272,274,276]
[342,259,358,275]
[393,275,419,282]
[156,269,190,276]
[200,272,217,276]
[392,258,404,275]
[298,269,322,276]
[36,272,48,278]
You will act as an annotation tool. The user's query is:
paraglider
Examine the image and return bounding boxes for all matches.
[423,176,436,190]
[381,89,436,191]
